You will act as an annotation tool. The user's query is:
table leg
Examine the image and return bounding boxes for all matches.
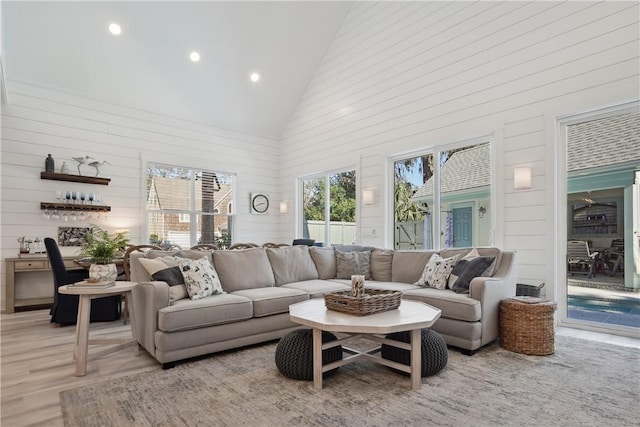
[410,328,421,390]
[125,292,139,356]
[313,328,323,389]
[75,295,91,376]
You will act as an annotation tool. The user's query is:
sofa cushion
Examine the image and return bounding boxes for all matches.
[335,250,372,280]
[266,245,319,286]
[370,249,394,282]
[309,247,337,279]
[138,256,188,302]
[402,288,482,322]
[448,256,495,294]
[177,257,224,300]
[415,254,459,289]
[157,294,253,332]
[149,249,213,265]
[231,287,309,317]
[282,279,350,298]
[213,248,275,292]
[282,279,351,298]
[332,244,375,252]
[391,251,434,284]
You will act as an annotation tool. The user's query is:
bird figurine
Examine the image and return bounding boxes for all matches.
[88,160,110,176]
[72,156,96,175]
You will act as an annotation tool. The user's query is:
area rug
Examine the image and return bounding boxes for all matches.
[60,335,639,426]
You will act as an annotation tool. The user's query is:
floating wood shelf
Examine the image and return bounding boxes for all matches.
[40,172,110,185]
[40,202,111,212]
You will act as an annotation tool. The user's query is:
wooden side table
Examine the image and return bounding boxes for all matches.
[59,281,139,376]
[499,297,557,355]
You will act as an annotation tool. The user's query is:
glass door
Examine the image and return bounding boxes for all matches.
[562,109,640,335]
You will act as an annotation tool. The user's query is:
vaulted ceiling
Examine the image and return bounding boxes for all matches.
[2,1,352,138]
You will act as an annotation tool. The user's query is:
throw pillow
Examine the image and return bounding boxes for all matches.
[448,256,495,294]
[177,257,224,300]
[414,254,458,289]
[138,256,188,302]
[335,250,372,280]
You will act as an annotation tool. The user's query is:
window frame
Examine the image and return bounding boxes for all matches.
[297,165,358,246]
[387,135,496,250]
[144,161,236,248]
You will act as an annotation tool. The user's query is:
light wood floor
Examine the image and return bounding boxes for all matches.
[1,309,158,427]
[2,309,638,427]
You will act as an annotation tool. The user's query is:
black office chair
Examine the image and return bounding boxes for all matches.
[292,239,315,246]
[44,238,121,325]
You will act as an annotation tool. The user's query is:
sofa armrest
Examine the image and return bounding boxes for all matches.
[468,251,517,346]
[132,281,171,358]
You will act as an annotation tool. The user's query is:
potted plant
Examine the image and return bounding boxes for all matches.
[79,226,129,282]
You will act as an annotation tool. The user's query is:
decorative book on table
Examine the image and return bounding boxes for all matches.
[71,280,115,288]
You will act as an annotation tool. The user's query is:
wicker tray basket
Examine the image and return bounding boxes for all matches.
[324,289,401,316]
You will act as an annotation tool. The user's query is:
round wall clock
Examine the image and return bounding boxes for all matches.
[250,193,269,214]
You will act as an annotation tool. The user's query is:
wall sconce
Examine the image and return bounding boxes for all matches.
[514,166,532,190]
[362,189,375,206]
[279,201,288,214]
[478,206,486,218]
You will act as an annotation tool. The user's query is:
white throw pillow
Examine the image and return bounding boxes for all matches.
[177,257,224,300]
[414,254,459,289]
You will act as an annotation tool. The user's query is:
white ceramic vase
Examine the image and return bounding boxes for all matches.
[89,263,118,282]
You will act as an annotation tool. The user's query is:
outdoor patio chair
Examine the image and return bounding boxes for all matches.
[567,240,598,278]
[606,239,624,276]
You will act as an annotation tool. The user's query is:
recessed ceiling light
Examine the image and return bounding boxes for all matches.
[190,51,201,62]
[250,72,260,82]
[108,23,122,36]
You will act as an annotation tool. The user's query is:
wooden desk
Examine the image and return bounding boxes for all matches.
[4,256,81,313]
[59,281,139,376]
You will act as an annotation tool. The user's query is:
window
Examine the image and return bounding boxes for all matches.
[146,163,234,249]
[300,169,356,246]
[392,141,491,250]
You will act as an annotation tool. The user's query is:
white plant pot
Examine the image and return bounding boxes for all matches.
[89,263,118,282]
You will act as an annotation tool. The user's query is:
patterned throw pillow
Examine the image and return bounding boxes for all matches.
[138,256,188,302]
[414,254,459,289]
[177,257,224,300]
[448,256,495,294]
[335,250,372,280]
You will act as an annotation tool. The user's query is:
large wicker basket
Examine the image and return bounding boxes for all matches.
[499,297,557,355]
[324,289,401,316]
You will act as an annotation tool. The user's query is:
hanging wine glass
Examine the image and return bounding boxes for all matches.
[80,192,86,205]
[52,209,60,220]
[56,190,62,203]
[71,191,78,205]
[65,191,71,204]
[88,193,94,205]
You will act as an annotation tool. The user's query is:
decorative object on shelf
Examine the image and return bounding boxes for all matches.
[45,154,55,173]
[58,227,93,246]
[351,274,365,297]
[72,155,97,175]
[17,236,31,254]
[60,161,70,174]
[78,226,129,282]
[250,192,269,214]
[88,159,110,177]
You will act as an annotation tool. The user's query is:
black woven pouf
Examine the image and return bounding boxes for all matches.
[381,329,448,377]
[275,329,343,381]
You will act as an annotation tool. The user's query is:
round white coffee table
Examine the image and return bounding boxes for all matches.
[289,298,441,390]
[59,281,139,376]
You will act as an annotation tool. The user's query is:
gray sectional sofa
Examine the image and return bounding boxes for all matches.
[130,245,516,368]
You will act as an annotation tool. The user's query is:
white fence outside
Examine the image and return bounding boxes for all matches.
[306,220,356,245]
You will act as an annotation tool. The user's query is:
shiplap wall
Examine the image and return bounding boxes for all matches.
[279,1,640,300]
[1,81,282,311]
